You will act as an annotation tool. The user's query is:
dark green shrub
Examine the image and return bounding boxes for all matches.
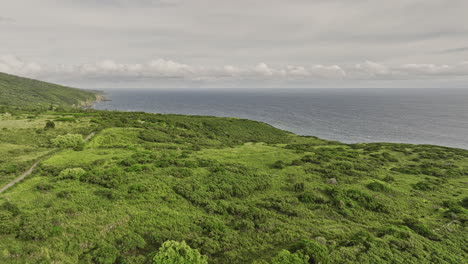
[382,175,395,183]
[0,211,17,234]
[44,120,55,129]
[366,181,390,192]
[298,192,327,204]
[0,201,20,216]
[128,184,149,194]
[0,164,17,174]
[117,233,146,252]
[462,197,468,209]
[413,181,435,191]
[80,167,125,188]
[56,190,74,199]
[152,240,208,264]
[293,183,305,192]
[35,183,54,191]
[403,218,440,240]
[271,160,286,169]
[270,249,309,264]
[169,168,193,178]
[291,239,329,264]
[90,242,119,264]
[346,230,375,250]
[94,189,120,200]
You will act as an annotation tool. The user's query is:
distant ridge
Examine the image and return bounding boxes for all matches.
[0,72,98,108]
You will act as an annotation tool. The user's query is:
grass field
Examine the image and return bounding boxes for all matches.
[1,110,467,263]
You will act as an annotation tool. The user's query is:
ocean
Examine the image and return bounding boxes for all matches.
[93,88,468,150]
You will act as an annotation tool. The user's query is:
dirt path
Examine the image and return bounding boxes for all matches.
[0,132,96,194]
[84,132,96,142]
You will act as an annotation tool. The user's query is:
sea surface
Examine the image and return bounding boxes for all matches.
[93,88,468,150]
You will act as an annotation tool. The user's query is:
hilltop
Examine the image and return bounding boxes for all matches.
[0,72,98,109]
[0,76,466,263]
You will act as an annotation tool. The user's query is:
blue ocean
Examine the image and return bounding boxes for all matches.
[93,88,468,149]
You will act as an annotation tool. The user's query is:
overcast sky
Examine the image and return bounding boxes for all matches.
[1,0,468,88]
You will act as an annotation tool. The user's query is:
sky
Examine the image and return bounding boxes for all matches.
[1,0,468,88]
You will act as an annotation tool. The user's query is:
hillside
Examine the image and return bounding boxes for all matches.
[0,109,467,264]
[0,72,98,109]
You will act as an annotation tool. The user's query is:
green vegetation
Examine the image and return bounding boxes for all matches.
[0,74,467,263]
[0,72,98,109]
[0,110,466,264]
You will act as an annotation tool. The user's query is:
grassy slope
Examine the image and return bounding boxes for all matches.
[0,111,467,264]
[0,72,97,108]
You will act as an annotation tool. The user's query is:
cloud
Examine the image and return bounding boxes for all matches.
[0,55,43,76]
[1,55,468,87]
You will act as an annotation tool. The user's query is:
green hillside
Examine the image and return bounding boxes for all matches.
[0,72,98,109]
[0,109,467,264]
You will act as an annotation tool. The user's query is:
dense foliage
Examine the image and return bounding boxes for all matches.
[0,72,97,109]
[1,110,467,263]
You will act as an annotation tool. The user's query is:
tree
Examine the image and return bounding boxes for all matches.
[45,120,55,129]
[152,240,208,264]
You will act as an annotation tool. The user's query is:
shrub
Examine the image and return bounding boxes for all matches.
[270,250,309,264]
[346,230,375,250]
[117,233,146,252]
[52,134,85,150]
[366,181,390,192]
[44,120,55,129]
[291,239,329,264]
[0,211,17,234]
[382,175,395,183]
[58,168,86,180]
[152,240,208,264]
[0,164,17,174]
[128,184,149,194]
[169,168,193,178]
[271,160,286,169]
[403,218,440,240]
[80,167,125,188]
[293,182,305,192]
[35,183,54,191]
[462,197,468,209]
[90,242,119,264]
[412,181,435,191]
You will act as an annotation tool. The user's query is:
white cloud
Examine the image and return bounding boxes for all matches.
[354,61,390,77]
[0,55,43,76]
[254,63,275,77]
[1,55,468,87]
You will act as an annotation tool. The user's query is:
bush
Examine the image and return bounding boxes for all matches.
[152,240,208,264]
[291,239,329,264]
[44,120,55,129]
[270,250,309,264]
[403,218,440,240]
[366,181,390,192]
[461,197,468,209]
[58,168,86,180]
[90,242,119,264]
[271,160,286,169]
[35,183,54,191]
[0,164,17,174]
[413,181,435,191]
[52,134,85,150]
